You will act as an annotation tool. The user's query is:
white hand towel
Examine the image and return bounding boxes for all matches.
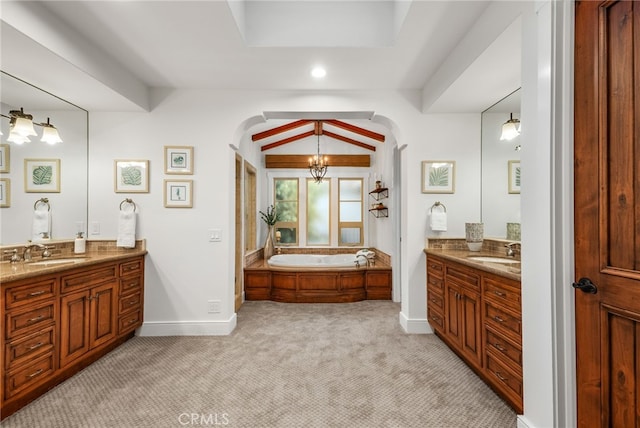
[117,211,136,248]
[32,209,50,241]
[430,211,448,232]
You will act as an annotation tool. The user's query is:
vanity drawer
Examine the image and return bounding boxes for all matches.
[120,258,143,277]
[446,264,480,291]
[427,274,444,294]
[427,305,445,333]
[118,292,142,315]
[4,353,55,399]
[483,276,521,311]
[484,301,522,339]
[486,353,523,407]
[426,257,444,278]
[61,264,117,293]
[4,277,57,310]
[427,289,444,312]
[118,310,142,335]
[5,302,56,340]
[119,275,142,296]
[5,326,55,370]
[485,325,522,369]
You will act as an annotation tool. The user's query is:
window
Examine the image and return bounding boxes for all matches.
[306,179,330,245]
[338,178,363,246]
[274,178,298,245]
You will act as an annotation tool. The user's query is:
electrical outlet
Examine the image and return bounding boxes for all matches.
[207,300,221,314]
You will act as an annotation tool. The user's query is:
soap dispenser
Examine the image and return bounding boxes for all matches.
[74,232,86,254]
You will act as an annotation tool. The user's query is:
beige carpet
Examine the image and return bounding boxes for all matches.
[3,301,516,428]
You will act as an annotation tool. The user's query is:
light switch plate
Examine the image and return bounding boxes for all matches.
[209,228,222,242]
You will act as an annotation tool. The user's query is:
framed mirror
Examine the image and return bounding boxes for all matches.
[0,71,88,245]
[481,88,521,239]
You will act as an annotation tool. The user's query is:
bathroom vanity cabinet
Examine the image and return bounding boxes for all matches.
[1,254,145,420]
[426,253,522,413]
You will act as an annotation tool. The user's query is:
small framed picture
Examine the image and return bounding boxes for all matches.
[421,160,455,194]
[114,160,149,193]
[164,146,194,174]
[24,158,60,193]
[0,178,10,207]
[508,160,521,194]
[0,144,10,173]
[164,179,193,208]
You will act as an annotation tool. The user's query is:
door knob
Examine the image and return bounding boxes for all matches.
[572,277,598,294]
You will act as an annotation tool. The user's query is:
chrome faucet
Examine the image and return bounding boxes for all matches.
[355,254,370,268]
[505,242,521,258]
[23,241,45,262]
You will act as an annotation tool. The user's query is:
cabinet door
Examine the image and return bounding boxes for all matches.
[90,282,117,349]
[445,282,462,346]
[60,290,91,367]
[460,287,482,367]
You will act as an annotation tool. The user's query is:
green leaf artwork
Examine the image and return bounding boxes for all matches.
[515,166,521,187]
[429,166,449,187]
[121,166,142,186]
[32,165,53,185]
[172,154,185,167]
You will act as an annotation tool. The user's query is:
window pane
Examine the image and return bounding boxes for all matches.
[275,201,297,222]
[276,227,296,244]
[275,179,298,201]
[307,180,330,245]
[339,179,361,200]
[340,201,362,222]
[340,228,361,244]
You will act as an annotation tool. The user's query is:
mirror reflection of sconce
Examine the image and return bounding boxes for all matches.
[1,107,63,145]
[500,113,521,142]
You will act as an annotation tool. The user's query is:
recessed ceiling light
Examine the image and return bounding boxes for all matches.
[311,66,327,79]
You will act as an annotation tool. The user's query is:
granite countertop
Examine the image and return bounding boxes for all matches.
[424,248,521,281]
[1,249,148,283]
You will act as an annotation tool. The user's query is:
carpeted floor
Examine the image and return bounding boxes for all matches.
[2,301,516,428]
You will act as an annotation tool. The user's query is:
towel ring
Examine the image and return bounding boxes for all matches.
[430,201,446,213]
[119,198,137,212]
[34,198,51,211]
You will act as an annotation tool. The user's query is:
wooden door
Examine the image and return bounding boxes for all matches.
[89,282,116,349]
[59,290,90,367]
[574,2,640,426]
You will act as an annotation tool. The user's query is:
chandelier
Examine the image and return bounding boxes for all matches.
[1,107,63,145]
[308,122,328,183]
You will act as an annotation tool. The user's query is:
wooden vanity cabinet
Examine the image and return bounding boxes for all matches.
[1,255,145,419]
[426,254,523,413]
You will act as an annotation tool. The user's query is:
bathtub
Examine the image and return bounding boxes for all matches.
[268,253,357,268]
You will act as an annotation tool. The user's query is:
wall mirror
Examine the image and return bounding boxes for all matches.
[481,88,521,239]
[0,71,88,245]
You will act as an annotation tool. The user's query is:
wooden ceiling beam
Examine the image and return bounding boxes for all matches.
[260,130,315,151]
[266,154,370,169]
[323,119,385,142]
[323,130,376,151]
[252,119,312,141]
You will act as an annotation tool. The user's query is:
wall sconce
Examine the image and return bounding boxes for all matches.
[1,107,63,145]
[500,113,521,141]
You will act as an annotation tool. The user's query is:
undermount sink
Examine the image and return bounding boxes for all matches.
[468,256,521,264]
[27,258,87,266]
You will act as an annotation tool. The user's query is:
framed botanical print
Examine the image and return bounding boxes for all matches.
[508,160,521,194]
[0,178,10,207]
[164,146,194,174]
[114,160,149,193]
[164,179,193,208]
[421,160,455,194]
[0,144,9,173]
[24,158,60,193]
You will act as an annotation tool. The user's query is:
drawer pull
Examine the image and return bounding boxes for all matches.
[493,343,506,352]
[495,371,508,382]
[27,369,43,379]
[129,300,137,306]
[128,318,137,325]
[28,290,46,297]
[431,316,441,322]
[28,342,44,350]
[493,315,505,323]
[493,290,506,297]
[28,315,44,323]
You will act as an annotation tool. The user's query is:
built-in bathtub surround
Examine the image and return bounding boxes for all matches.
[465,222,484,251]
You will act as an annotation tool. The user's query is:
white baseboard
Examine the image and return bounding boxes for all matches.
[516,415,534,428]
[398,311,431,334]
[138,314,237,336]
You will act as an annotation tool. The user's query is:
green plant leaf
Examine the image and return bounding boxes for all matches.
[515,167,521,187]
[121,166,142,186]
[32,166,53,185]
[429,166,449,187]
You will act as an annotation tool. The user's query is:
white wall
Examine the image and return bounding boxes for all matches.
[87,89,480,336]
